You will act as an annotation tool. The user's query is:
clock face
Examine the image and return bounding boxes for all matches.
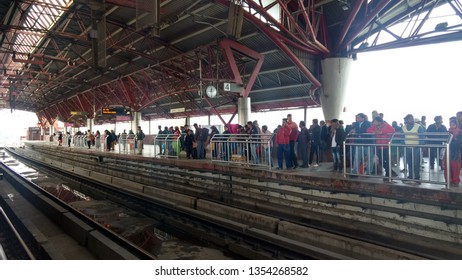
[206,85,217,98]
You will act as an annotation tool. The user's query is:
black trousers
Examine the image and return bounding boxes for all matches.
[289,140,298,167]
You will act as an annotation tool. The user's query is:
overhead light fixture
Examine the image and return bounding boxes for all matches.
[359,42,369,49]
[338,0,350,10]
[435,22,448,31]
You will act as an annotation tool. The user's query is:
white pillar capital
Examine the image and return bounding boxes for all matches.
[320,57,352,121]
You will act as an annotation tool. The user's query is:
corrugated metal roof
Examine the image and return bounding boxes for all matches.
[0,0,459,122]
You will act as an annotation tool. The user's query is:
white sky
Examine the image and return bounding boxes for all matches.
[344,40,462,126]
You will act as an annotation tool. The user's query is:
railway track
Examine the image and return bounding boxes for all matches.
[7,144,462,259]
[0,157,158,260]
[3,147,345,259]
[0,206,37,260]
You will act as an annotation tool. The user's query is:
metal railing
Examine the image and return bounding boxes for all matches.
[344,132,453,188]
[210,133,273,169]
[153,134,183,159]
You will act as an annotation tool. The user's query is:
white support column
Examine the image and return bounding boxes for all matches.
[148,118,151,134]
[49,124,54,142]
[320,57,352,120]
[87,118,94,132]
[238,97,251,125]
[131,111,142,132]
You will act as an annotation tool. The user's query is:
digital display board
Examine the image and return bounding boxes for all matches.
[102,107,131,115]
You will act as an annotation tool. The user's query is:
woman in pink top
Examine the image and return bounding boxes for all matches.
[367,116,395,180]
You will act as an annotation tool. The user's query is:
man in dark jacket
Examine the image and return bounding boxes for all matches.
[330,119,346,172]
[248,120,261,164]
[309,119,321,167]
[320,120,329,164]
[349,113,372,175]
[184,129,195,159]
[298,120,310,168]
[194,123,209,159]
[426,115,447,170]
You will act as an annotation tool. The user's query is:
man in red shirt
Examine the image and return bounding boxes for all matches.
[287,114,300,169]
[275,118,292,170]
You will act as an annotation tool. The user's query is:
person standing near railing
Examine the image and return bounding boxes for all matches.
[455,111,462,168]
[261,125,273,167]
[426,116,447,170]
[184,129,195,159]
[120,129,128,151]
[67,132,72,147]
[127,129,135,152]
[349,113,372,175]
[320,120,329,164]
[309,119,321,167]
[94,130,101,150]
[275,118,292,170]
[367,116,396,180]
[194,123,208,159]
[159,126,169,155]
[104,129,112,151]
[391,121,403,167]
[57,132,63,146]
[221,125,231,161]
[86,130,93,149]
[287,114,299,169]
[402,114,425,183]
[248,121,260,164]
[329,119,346,172]
[209,126,220,159]
[443,118,462,187]
[298,121,310,168]
[136,126,145,155]
[173,126,181,156]
[110,130,117,150]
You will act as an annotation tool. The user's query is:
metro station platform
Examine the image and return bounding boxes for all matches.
[27,140,462,207]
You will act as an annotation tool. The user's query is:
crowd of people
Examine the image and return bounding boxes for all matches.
[172,110,462,187]
[348,111,462,187]
[55,110,462,187]
[56,126,146,154]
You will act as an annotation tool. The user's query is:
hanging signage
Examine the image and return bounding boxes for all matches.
[223,82,243,92]
[116,115,131,121]
[70,111,87,115]
[102,107,131,115]
[170,107,185,113]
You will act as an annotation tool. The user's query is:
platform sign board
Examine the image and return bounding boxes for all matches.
[170,107,185,113]
[70,111,87,116]
[116,115,131,121]
[102,107,131,116]
[223,82,243,92]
